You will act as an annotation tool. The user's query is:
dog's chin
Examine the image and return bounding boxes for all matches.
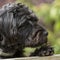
[33,36,47,47]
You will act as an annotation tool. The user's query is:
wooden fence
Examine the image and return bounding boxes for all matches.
[1,54,60,60]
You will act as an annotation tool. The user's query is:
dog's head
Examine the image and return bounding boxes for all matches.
[0,3,48,55]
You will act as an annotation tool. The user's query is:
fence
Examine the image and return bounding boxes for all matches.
[1,54,60,60]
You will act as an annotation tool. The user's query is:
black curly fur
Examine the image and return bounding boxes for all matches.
[0,3,54,59]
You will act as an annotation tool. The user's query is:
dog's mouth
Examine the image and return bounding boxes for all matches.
[25,30,48,47]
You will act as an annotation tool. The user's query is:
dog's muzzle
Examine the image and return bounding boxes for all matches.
[25,25,48,47]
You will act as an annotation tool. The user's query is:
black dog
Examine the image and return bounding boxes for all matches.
[0,3,54,58]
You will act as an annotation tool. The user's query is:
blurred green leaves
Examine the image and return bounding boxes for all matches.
[23,47,36,56]
[54,22,60,34]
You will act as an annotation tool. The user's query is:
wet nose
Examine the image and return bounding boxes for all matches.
[43,31,48,36]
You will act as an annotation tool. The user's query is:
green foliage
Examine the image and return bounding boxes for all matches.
[54,22,60,34]
[23,47,36,56]
[16,0,33,8]
[54,38,60,54]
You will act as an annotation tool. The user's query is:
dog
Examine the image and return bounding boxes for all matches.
[0,3,54,58]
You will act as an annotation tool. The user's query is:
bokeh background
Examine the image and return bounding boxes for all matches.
[0,0,60,55]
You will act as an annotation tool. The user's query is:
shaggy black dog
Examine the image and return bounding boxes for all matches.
[0,3,54,58]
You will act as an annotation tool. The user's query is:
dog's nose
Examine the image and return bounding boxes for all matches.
[43,31,48,36]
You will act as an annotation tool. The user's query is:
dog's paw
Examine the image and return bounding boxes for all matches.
[38,46,54,56]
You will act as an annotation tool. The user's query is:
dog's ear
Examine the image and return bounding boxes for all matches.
[9,3,38,27]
